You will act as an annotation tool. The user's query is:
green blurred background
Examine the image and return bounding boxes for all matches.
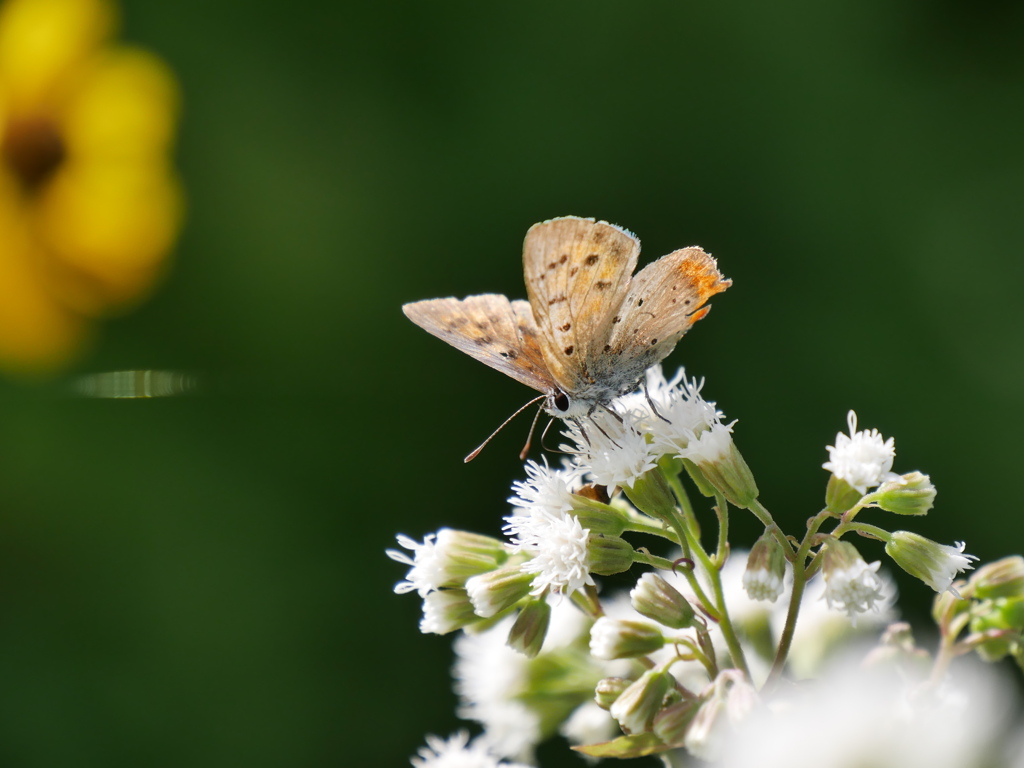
[1,1,1023,765]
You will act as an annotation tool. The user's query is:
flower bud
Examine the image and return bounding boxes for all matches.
[419,589,481,635]
[869,472,936,516]
[969,597,1024,662]
[609,669,674,734]
[590,616,665,659]
[594,677,631,710]
[932,585,969,626]
[588,533,635,576]
[681,458,717,499]
[506,597,551,658]
[825,474,862,513]
[885,531,978,594]
[465,561,533,618]
[622,468,677,520]
[570,495,631,537]
[652,699,699,746]
[683,424,758,508]
[742,533,787,603]
[821,539,886,618]
[630,572,695,629]
[967,556,1024,600]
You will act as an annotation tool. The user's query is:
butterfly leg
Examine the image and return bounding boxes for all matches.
[643,378,672,424]
[588,413,623,449]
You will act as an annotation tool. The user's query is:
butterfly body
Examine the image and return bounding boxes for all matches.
[403,217,730,419]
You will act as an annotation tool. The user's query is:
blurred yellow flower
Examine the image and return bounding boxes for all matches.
[0,0,181,374]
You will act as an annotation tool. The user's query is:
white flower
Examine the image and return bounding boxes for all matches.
[719,654,1015,768]
[420,589,476,635]
[387,532,450,597]
[508,459,581,518]
[823,410,897,494]
[615,366,722,450]
[504,511,594,597]
[742,565,784,603]
[681,419,736,465]
[453,616,540,761]
[388,530,506,597]
[561,409,658,489]
[822,557,888,620]
[410,731,535,768]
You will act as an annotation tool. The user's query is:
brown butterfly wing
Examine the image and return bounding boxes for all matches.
[402,294,555,394]
[597,247,731,382]
[522,217,640,394]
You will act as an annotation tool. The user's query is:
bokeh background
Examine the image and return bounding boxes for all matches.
[0,1,1023,765]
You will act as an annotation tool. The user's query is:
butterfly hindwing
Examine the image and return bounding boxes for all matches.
[402,295,555,394]
[522,218,640,394]
[598,247,731,382]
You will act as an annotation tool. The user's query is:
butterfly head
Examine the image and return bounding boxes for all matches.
[544,389,594,420]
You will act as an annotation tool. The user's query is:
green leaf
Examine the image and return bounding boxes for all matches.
[572,732,669,758]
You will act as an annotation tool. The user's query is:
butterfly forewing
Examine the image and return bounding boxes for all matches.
[598,247,731,381]
[522,218,640,394]
[402,295,555,394]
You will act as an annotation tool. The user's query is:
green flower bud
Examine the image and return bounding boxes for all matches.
[969,597,1024,662]
[590,617,665,659]
[623,468,677,520]
[825,474,862,513]
[630,572,695,629]
[967,556,1024,600]
[743,533,787,603]
[684,425,758,508]
[588,533,635,576]
[652,699,699,746]
[465,560,533,618]
[609,669,674,735]
[869,472,936,516]
[885,531,978,594]
[594,677,632,710]
[570,494,631,537]
[932,587,970,626]
[506,598,551,658]
[681,458,717,499]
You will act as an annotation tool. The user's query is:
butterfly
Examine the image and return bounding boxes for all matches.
[403,216,731,429]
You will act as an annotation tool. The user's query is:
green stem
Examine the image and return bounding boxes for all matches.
[767,511,830,684]
[686,530,751,678]
[623,516,676,539]
[632,551,679,570]
[833,521,891,542]
[747,498,795,557]
[713,491,729,566]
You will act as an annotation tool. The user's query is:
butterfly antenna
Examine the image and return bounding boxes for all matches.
[518,401,546,461]
[464,394,546,463]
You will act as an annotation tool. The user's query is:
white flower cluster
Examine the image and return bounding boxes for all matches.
[389,364,1006,768]
[503,460,594,597]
